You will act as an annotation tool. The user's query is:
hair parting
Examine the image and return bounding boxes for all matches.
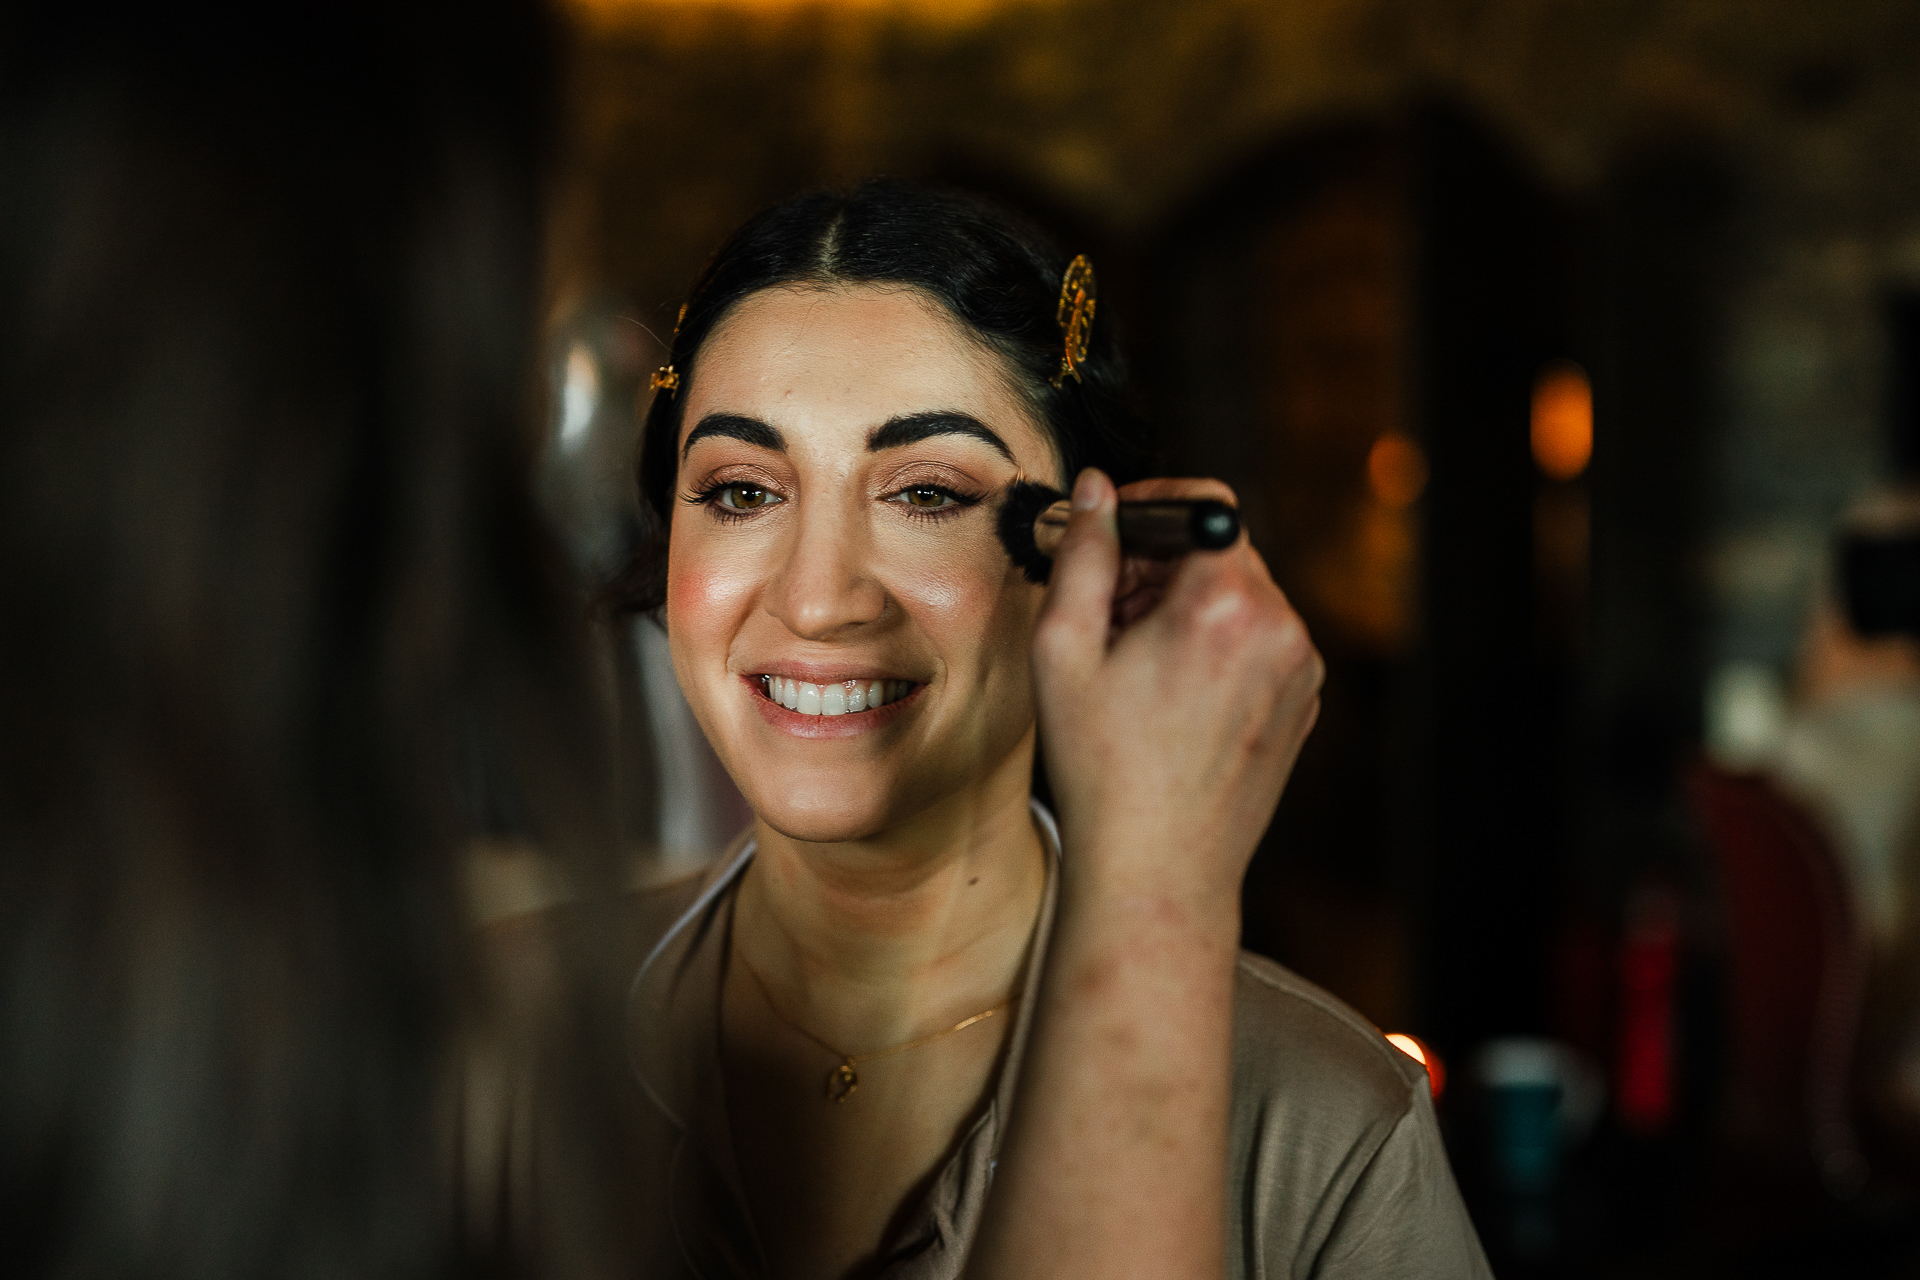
[601,180,1152,615]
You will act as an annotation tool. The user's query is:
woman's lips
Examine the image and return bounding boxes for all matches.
[742,673,924,738]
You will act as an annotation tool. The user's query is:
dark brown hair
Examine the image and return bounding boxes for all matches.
[609,179,1152,613]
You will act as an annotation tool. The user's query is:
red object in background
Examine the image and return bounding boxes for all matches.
[1687,762,1866,1186]
[1615,885,1680,1133]
[1386,1033,1447,1101]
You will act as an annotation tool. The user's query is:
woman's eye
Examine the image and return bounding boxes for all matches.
[899,486,955,510]
[716,483,778,511]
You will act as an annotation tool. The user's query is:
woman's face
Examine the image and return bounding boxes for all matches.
[665,284,1059,845]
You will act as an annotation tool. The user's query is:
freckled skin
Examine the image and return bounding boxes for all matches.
[666,285,1059,847]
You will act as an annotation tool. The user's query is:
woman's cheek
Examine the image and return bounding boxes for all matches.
[665,527,764,665]
[881,538,1042,696]
[879,537,1002,636]
[986,587,1046,702]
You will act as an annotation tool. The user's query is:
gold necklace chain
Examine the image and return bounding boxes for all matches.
[732,943,1013,1103]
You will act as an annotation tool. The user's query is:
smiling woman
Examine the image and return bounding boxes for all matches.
[565,181,1489,1280]
[666,281,1065,858]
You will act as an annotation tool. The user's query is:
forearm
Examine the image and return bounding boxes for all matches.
[966,849,1239,1279]
[969,468,1318,1278]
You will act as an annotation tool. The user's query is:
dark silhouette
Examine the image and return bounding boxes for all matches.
[0,4,636,1275]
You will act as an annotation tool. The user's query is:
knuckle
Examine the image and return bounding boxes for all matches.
[1245,602,1321,688]
[1235,590,1295,648]
[1192,583,1257,645]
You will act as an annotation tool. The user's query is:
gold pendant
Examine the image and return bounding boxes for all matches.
[826,1060,858,1102]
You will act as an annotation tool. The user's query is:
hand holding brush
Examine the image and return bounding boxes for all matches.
[997,476,1246,631]
[997,481,1241,582]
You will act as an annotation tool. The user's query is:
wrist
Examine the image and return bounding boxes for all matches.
[1053,859,1241,976]
[1056,832,1243,931]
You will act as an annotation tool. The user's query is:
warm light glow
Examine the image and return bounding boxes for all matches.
[568,0,1038,26]
[1385,1032,1446,1100]
[558,343,599,450]
[1366,431,1427,508]
[1531,361,1592,481]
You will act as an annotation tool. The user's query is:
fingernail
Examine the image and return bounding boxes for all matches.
[1072,468,1104,511]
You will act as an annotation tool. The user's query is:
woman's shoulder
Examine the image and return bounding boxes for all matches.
[473,867,722,1018]
[1229,949,1428,1117]
[484,864,716,963]
[1227,952,1490,1279]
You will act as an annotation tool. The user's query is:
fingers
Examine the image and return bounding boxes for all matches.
[1106,478,1244,627]
[1035,472,1327,907]
[1043,471,1319,731]
[1111,523,1258,644]
[1122,539,1321,733]
[1115,476,1239,508]
[1034,469,1120,680]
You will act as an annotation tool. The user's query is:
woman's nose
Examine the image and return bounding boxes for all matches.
[764,503,888,640]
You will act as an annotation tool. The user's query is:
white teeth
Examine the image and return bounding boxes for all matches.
[761,675,909,716]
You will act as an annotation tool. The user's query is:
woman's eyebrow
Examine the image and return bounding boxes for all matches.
[867,411,1015,463]
[682,413,785,460]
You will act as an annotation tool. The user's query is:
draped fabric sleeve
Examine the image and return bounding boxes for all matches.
[1226,953,1492,1280]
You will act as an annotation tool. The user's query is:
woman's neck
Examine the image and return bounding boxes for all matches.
[732,739,1047,1048]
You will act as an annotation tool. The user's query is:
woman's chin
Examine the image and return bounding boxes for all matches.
[753,801,893,847]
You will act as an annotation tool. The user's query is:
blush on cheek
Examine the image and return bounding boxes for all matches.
[666,556,747,618]
[664,532,765,662]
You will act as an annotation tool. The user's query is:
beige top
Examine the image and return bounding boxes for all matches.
[473,805,1491,1279]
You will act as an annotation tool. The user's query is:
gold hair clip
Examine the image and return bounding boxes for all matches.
[650,303,689,397]
[1052,255,1097,387]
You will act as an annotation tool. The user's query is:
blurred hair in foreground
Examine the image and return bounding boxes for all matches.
[0,2,642,1274]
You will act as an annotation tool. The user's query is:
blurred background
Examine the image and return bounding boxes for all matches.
[518,0,1920,1273]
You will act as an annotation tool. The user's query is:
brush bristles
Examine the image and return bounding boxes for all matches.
[995,481,1066,584]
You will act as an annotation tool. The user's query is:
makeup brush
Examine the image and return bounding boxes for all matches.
[996,481,1241,584]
